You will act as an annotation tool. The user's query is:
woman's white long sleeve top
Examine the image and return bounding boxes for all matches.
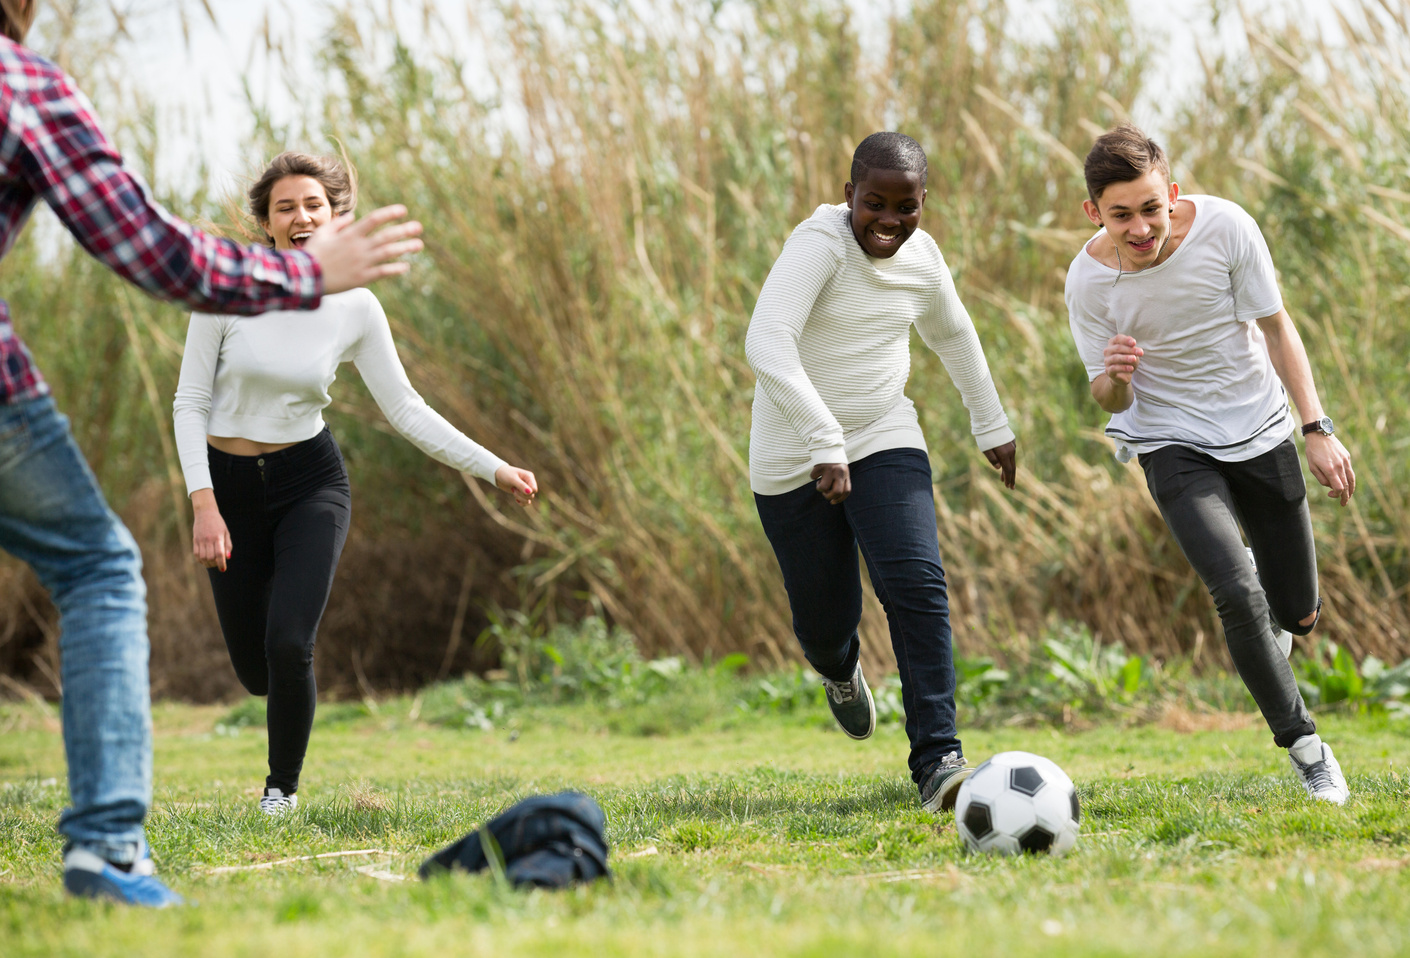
[173,288,506,495]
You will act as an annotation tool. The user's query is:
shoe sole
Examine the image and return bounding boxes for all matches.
[64,869,183,907]
[921,767,973,813]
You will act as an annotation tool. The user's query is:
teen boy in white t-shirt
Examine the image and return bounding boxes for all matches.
[1065,124,1354,805]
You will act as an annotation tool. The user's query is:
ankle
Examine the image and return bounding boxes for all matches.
[1288,733,1324,763]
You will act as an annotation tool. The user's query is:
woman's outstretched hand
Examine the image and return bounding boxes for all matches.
[493,465,539,507]
[190,488,232,571]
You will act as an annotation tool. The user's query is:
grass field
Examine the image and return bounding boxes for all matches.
[2,695,1408,956]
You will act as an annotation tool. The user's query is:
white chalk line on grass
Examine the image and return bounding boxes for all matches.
[355,862,408,882]
[205,848,391,874]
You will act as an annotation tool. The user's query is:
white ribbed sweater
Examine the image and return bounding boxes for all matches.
[173,288,506,495]
[745,204,1014,495]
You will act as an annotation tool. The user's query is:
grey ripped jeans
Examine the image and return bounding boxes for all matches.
[1139,438,1319,747]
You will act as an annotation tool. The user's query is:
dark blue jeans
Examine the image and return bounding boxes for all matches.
[755,447,959,783]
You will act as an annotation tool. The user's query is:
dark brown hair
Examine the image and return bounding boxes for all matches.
[1083,124,1171,204]
[248,151,357,246]
[1,0,38,44]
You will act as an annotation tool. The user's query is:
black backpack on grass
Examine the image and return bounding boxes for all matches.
[419,791,610,888]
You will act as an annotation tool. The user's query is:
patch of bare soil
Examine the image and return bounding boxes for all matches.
[1156,703,1261,733]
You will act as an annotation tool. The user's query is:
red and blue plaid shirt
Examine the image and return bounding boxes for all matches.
[0,37,323,403]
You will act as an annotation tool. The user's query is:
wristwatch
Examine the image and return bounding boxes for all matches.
[1301,416,1335,437]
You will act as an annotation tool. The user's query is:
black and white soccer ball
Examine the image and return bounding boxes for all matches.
[954,751,1080,856]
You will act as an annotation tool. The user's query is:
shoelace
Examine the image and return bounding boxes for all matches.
[1297,758,1336,793]
[936,750,965,770]
[820,677,858,704]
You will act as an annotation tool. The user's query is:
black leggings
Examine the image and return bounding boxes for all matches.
[1139,439,1318,747]
[207,427,351,793]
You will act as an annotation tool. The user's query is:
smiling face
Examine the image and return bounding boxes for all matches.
[1083,169,1180,269]
[261,175,333,250]
[844,168,926,258]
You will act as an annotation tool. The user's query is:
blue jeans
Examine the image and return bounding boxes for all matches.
[754,448,960,783]
[0,396,149,864]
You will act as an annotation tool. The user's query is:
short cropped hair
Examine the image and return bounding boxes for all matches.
[1,0,38,43]
[850,132,928,188]
[248,151,358,247]
[1083,124,1170,204]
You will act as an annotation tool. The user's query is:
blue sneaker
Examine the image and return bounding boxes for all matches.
[63,846,184,907]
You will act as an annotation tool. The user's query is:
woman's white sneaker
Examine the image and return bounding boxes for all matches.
[1288,735,1349,806]
[259,787,298,815]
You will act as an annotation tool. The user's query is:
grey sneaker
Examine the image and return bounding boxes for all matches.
[1246,547,1293,658]
[820,662,875,740]
[1288,735,1349,806]
[920,751,973,812]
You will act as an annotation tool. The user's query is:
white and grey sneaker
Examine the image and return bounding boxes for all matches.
[1288,735,1349,806]
[820,661,876,740]
[1246,547,1293,658]
[259,787,298,815]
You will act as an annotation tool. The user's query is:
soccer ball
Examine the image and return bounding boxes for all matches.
[954,751,1080,856]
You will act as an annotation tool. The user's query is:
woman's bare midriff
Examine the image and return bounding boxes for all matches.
[207,435,299,456]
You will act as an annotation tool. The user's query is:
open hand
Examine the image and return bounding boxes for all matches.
[810,462,851,505]
[1103,335,1143,384]
[983,440,1017,490]
[494,464,539,507]
[1304,433,1355,506]
[304,206,425,293]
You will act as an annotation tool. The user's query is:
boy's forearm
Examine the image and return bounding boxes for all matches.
[1258,310,1324,425]
[1091,373,1134,413]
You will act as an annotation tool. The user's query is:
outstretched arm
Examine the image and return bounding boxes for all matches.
[18,70,420,311]
[352,293,535,501]
[1257,308,1354,505]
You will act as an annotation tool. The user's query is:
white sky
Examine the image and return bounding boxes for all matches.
[31,0,1337,197]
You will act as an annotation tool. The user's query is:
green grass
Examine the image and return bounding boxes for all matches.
[3,697,1408,956]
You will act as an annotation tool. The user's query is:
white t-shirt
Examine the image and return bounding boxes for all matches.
[173,288,507,494]
[745,203,1013,495]
[1065,194,1293,462]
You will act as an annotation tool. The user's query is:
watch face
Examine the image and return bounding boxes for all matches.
[1320,417,1335,435]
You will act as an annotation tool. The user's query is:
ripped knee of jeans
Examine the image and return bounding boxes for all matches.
[1285,597,1323,636]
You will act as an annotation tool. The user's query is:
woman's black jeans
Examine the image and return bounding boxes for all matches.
[1139,438,1319,747]
[207,426,351,793]
[754,447,960,784]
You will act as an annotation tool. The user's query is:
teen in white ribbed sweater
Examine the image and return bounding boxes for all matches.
[746,133,1016,813]
[173,152,536,815]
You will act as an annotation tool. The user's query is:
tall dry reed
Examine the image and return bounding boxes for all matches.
[2,0,1406,699]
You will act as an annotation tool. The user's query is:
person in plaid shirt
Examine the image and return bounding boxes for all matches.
[1,0,423,905]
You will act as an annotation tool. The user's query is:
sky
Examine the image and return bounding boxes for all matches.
[30,0,1339,197]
